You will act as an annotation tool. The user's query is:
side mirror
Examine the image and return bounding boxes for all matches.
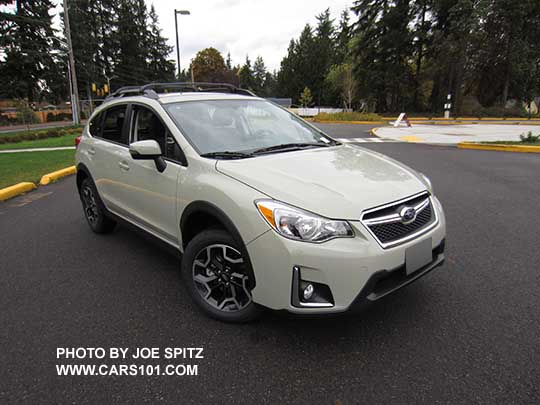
[129,140,167,173]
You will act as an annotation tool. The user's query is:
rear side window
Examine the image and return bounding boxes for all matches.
[101,105,127,144]
[89,113,102,136]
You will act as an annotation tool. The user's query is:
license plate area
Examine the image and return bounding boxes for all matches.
[405,238,432,275]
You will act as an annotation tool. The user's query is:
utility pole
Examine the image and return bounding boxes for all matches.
[63,0,80,125]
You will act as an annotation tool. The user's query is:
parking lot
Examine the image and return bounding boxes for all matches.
[1,123,539,403]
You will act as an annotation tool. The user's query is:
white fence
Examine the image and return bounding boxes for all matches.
[288,108,344,117]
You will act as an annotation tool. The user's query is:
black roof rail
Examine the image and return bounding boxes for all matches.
[105,82,256,101]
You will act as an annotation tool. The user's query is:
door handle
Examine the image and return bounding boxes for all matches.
[88,147,96,156]
[118,161,130,171]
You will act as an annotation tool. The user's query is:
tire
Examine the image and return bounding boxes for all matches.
[181,229,262,323]
[79,177,117,234]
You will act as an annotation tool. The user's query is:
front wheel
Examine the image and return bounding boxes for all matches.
[79,177,116,234]
[181,229,262,323]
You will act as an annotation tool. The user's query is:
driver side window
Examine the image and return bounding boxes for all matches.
[131,105,187,165]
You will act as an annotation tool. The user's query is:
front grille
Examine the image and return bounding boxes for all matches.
[361,192,437,247]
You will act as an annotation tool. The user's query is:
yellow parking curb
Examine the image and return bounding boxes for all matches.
[370,127,381,137]
[457,143,540,153]
[0,182,37,201]
[39,165,76,186]
[400,135,423,142]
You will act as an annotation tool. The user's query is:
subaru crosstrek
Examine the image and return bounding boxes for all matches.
[75,83,446,322]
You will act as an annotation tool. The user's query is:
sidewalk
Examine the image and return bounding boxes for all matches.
[376,124,540,144]
[0,146,75,154]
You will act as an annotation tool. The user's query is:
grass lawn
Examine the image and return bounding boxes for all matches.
[0,133,78,150]
[0,150,75,189]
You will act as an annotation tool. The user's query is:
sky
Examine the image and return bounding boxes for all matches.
[2,1,354,71]
[150,0,353,72]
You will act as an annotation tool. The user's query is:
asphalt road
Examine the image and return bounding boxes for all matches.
[1,124,539,403]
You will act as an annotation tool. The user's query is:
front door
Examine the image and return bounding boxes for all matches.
[121,104,187,246]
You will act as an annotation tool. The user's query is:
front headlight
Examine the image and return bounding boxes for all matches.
[420,172,433,193]
[255,200,354,242]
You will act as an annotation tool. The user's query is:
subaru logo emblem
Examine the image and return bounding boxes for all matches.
[399,206,417,224]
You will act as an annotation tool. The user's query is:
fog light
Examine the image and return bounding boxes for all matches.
[303,284,314,300]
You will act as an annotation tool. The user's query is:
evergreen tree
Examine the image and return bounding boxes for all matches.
[262,71,277,97]
[252,56,266,95]
[113,0,150,87]
[277,25,318,104]
[0,0,61,102]
[313,9,335,105]
[238,55,255,90]
[335,9,352,65]
[351,0,414,112]
[146,4,175,82]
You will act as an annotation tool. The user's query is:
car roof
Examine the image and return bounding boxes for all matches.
[98,92,262,109]
[157,92,261,104]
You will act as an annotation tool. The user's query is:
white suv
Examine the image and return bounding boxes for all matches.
[76,83,446,322]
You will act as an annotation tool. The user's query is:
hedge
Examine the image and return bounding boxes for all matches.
[0,126,83,144]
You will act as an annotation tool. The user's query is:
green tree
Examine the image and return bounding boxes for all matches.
[325,63,357,110]
[299,87,313,107]
[238,55,255,89]
[252,56,266,94]
[0,0,61,102]
[262,71,278,97]
[146,5,175,82]
[313,8,336,105]
[277,24,318,104]
[335,9,352,65]
[351,0,414,112]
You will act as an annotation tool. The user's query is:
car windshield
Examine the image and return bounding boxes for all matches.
[164,99,335,156]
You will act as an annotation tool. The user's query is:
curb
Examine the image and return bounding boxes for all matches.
[314,119,540,126]
[457,143,540,153]
[313,120,386,125]
[40,166,76,186]
[0,182,37,201]
[370,127,381,137]
[0,165,76,202]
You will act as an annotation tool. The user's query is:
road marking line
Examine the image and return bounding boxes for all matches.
[0,146,76,154]
[336,138,400,143]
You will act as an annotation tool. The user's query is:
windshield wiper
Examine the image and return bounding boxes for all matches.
[251,142,330,155]
[200,151,254,160]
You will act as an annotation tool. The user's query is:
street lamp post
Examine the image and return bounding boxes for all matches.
[174,9,190,79]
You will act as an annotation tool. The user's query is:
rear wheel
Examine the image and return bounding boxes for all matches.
[79,177,116,234]
[181,229,261,322]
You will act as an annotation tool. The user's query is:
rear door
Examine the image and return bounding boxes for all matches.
[89,103,132,216]
[121,103,187,245]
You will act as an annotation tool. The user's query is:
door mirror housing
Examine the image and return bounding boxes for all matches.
[129,140,167,172]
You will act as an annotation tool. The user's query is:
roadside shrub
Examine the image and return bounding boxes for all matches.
[314,111,383,122]
[471,105,537,119]
[46,112,72,122]
[0,114,18,126]
[0,126,83,144]
[15,105,40,124]
[519,131,540,143]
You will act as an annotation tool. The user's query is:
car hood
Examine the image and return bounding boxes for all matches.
[216,144,427,220]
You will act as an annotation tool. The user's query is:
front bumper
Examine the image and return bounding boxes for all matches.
[246,196,446,313]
